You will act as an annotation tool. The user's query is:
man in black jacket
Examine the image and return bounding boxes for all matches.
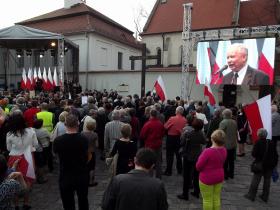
[53,114,89,210]
[102,148,168,210]
[222,43,269,85]
[244,128,278,202]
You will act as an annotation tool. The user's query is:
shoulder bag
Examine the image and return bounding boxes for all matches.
[251,140,268,173]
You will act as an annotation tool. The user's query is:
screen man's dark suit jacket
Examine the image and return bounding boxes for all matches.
[222,66,270,85]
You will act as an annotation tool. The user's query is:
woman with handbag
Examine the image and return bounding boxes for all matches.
[244,128,278,202]
[109,124,137,175]
[177,118,206,200]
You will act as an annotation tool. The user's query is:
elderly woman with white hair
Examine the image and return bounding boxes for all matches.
[50,111,68,142]
[244,128,278,202]
[219,108,238,179]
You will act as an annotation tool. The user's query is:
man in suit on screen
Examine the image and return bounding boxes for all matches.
[222,43,270,85]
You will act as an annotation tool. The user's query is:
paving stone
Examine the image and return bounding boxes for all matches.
[28,144,280,209]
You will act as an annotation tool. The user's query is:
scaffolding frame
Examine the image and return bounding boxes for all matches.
[182,3,280,100]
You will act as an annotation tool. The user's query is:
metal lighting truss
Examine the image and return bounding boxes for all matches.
[182,3,280,100]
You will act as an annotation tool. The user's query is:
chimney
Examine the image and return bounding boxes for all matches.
[64,0,86,8]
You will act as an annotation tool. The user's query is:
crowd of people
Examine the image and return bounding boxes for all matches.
[0,88,279,210]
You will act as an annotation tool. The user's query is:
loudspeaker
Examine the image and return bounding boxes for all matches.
[223,85,237,107]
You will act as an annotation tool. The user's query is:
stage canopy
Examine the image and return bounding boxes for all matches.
[0,25,79,89]
[0,24,78,49]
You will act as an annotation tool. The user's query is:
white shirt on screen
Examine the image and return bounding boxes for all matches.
[235,64,248,85]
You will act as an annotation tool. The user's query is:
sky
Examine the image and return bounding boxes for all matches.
[0,0,157,32]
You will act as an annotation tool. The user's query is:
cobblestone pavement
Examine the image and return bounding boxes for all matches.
[28,144,280,210]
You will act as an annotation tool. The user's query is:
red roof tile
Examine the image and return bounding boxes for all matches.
[18,3,142,49]
[239,0,279,27]
[142,0,236,35]
[142,0,280,35]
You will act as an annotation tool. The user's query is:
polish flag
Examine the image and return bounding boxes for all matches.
[53,67,58,87]
[204,83,216,106]
[33,67,38,83]
[26,68,33,90]
[196,42,211,84]
[20,68,27,90]
[47,67,54,90]
[42,67,48,90]
[258,38,275,85]
[154,75,167,102]
[210,40,230,84]
[38,67,42,80]
[243,95,271,143]
[8,145,36,181]
[23,145,36,180]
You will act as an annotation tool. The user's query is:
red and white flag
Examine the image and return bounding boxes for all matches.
[26,68,33,90]
[23,146,36,180]
[204,83,216,106]
[53,67,58,87]
[196,42,211,84]
[243,95,272,143]
[38,67,42,80]
[42,67,48,90]
[33,67,38,83]
[154,75,167,102]
[210,40,230,84]
[20,68,27,90]
[258,38,275,85]
[47,67,54,90]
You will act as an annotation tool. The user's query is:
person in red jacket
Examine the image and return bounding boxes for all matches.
[140,109,165,179]
[164,106,187,176]
[23,100,40,128]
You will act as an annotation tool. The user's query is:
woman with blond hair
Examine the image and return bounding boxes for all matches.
[196,129,227,210]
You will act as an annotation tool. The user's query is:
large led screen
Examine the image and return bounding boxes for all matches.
[196,37,275,85]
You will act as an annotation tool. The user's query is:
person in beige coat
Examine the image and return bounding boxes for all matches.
[219,108,238,179]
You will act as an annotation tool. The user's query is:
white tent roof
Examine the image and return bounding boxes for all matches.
[0,25,62,40]
[0,25,78,49]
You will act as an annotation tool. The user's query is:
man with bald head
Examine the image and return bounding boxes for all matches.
[222,43,269,85]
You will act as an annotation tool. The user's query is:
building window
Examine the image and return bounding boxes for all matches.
[118,52,123,70]
[164,37,170,51]
[179,45,183,65]
[131,60,135,70]
[156,48,162,66]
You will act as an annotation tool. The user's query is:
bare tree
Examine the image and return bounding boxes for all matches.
[133,5,148,41]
